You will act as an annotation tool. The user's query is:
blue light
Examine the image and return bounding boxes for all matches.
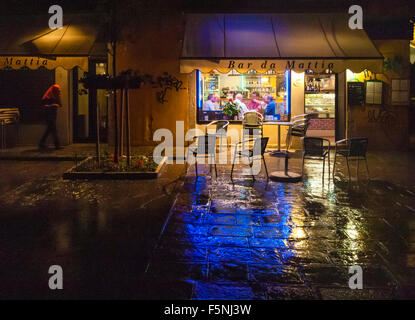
[196,70,203,109]
[285,69,291,116]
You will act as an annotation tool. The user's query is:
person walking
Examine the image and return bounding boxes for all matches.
[39,84,62,150]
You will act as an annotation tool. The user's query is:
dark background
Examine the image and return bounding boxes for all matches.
[0,0,412,39]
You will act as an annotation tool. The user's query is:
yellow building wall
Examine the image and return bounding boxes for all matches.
[113,13,189,146]
[347,39,410,151]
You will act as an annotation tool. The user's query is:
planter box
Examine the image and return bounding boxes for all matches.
[63,156,166,180]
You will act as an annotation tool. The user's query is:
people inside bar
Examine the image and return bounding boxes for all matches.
[203,93,217,111]
[234,93,249,115]
[248,92,262,110]
[198,71,288,122]
[264,94,279,120]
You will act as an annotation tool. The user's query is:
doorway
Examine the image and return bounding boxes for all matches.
[72,60,109,143]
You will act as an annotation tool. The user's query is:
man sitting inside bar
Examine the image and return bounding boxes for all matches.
[264,94,280,120]
[234,93,249,116]
[248,92,262,110]
[203,93,217,111]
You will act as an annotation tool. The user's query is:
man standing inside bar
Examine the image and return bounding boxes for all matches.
[39,84,62,150]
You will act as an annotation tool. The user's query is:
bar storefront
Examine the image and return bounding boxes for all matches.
[180,13,385,145]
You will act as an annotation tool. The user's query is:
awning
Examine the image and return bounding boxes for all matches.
[180,13,384,74]
[0,14,106,70]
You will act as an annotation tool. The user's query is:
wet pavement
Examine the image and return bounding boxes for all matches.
[1,151,415,299]
[0,160,185,299]
[145,151,415,300]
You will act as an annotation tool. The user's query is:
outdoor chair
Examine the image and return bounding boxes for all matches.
[333,138,369,180]
[186,134,217,178]
[301,137,331,178]
[285,115,311,151]
[242,111,263,142]
[231,137,269,181]
[205,120,229,152]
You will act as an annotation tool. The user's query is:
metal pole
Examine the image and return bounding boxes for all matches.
[125,87,131,166]
[96,97,101,166]
[119,88,124,156]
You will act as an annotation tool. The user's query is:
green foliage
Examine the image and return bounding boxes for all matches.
[221,101,239,117]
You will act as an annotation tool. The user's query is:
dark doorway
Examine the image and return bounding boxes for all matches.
[0,67,55,123]
[72,61,108,143]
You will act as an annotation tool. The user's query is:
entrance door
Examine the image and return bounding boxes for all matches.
[73,61,108,143]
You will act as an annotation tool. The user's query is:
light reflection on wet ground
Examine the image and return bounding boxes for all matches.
[1,152,415,299]
[146,153,415,299]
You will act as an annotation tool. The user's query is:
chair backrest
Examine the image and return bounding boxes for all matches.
[348,138,368,157]
[303,137,325,157]
[243,111,263,127]
[215,120,229,133]
[205,120,229,135]
[290,119,308,136]
[196,134,217,155]
[252,137,269,156]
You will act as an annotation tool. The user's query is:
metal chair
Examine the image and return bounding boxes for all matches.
[285,115,311,151]
[242,110,263,139]
[205,120,229,152]
[333,138,369,180]
[186,134,217,178]
[0,108,20,149]
[301,137,331,178]
[231,137,269,180]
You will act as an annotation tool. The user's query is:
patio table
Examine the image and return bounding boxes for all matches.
[263,121,292,155]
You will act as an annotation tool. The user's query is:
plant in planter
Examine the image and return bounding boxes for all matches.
[221,101,239,119]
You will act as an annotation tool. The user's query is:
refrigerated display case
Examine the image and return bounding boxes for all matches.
[304,73,336,118]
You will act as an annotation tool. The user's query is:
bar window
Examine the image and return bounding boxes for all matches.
[196,70,290,123]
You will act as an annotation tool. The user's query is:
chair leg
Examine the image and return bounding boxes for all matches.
[322,156,325,179]
[250,161,255,181]
[327,151,330,178]
[346,156,351,180]
[195,157,198,177]
[262,155,269,179]
[332,152,337,180]
[356,159,359,179]
[231,151,237,179]
[364,158,370,179]
[301,155,305,176]
[214,157,217,178]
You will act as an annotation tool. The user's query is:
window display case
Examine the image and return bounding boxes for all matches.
[304,73,336,118]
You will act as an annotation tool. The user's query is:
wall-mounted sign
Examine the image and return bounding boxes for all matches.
[365,80,383,105]
[0,56,88,70]
[391,79,409,105]
[347,82,365,106]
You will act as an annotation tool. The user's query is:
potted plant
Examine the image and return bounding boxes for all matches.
[221,101,239,120]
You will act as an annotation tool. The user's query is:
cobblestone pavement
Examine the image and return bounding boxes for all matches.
[145,152,415,299]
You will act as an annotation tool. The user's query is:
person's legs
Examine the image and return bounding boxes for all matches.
[39,119,52,148]
[39,108,60,148]
[50,118,60,148]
